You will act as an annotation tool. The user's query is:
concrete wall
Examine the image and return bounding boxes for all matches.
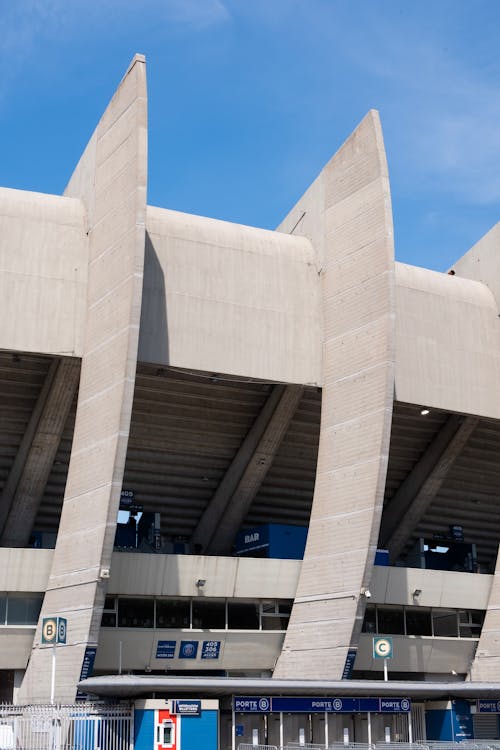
[274,110,396,678]
[0,188,87,356]
[139,207,322,385]
[107,552,300,599]
[395,263,500,418]
[356,633,477,675]
[95,629,284,673]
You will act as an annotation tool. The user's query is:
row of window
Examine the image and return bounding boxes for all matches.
[362,604,484,638]
[102,597,292,631]
[0,594,43,626]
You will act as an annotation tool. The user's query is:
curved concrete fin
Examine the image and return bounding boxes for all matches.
[453,222,500,680]
[274,110,396,679]
[19,55,148,703]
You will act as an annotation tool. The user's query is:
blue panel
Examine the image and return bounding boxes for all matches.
[235,524,307,559]
[181,710,218,750]
[134,709,154,750]
[426,710,454,741]
[452,701,473,742]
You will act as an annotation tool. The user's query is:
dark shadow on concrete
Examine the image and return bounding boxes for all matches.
[138,231,169,365]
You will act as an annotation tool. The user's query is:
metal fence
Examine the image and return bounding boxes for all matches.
[0,704,132,750]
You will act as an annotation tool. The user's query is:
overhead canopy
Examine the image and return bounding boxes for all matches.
[79,675,500,700]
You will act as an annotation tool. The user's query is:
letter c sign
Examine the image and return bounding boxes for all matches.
[373,637,393,659]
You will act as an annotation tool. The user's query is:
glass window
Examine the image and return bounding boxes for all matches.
[261,599,290,630]
[156,600,190,629]
[432,609,458,637]
[0,594,6,625]
[228,601,259,629]
[192,599,225,629]
[118,598,154,628]
[7,594,43,625]
[101,611,116,627]
[405,608,432,636]
[377,607,404,635]
[362,605,377,633]
[458,610,484,638]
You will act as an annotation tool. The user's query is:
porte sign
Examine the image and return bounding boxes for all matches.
[42,617,67,645]
[373,637,393,659]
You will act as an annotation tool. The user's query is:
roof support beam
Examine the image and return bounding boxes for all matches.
[383,414,479,562]
[192,383,303,555]
[0,357,79,547]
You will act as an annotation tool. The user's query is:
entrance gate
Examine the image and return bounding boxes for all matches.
[232,696,412,749]
[0,703,133,750]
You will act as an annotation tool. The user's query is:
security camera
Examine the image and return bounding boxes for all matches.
[361,588,371,598]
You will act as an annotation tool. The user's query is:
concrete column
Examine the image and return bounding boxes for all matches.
[274,111,396,678]
[18,55,148,703]
[452,223,500,681]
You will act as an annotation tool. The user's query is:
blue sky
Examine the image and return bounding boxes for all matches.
[1,0,500,271]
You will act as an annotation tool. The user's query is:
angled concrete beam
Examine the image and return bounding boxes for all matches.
[0,358,80,547]
[191,384,286,550]
[380,414,463,546]
[386,415,479,562]
[0,358,59,536]
[206,384,304,555]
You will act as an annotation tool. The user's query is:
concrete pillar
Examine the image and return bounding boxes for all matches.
[274,111,396,678]
[18,55,148,703]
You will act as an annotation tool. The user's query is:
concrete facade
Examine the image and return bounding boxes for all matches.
[0,56,499,703]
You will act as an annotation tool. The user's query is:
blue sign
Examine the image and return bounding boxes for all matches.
[173,700,201,716]
[342,649,357,680]
[235,726,244,737]
[179,640,198,659]
[477,700,500,713]
[380,698,410,713]
[234,696,411,714]
[234,697,271,713]
[201,640,221,660]
[156,640,176,659]
[75,646,97,701]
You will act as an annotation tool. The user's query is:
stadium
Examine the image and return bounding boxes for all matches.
[1,55,500,748]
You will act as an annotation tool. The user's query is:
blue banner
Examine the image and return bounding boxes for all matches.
[173,700,201,716]
[234,697,271,713]
[75,647,97,701]
[233,696,411,714]
[201,640,221,659]
[342,649,357,680]
[156,640,176,659]
[179,640,199,659]
[477,700,500,713]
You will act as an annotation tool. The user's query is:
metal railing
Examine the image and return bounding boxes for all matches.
[0,704,132,750]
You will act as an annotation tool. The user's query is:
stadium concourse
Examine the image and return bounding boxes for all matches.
[1,55,500,749]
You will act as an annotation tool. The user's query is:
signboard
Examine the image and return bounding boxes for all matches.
[234,697,271,713]
[156,640,176,659]
[75,646,97,701]
[41,617,67,645]
[477,700,500,713]
[201,640,221,659]
[233,696,410,714]
[342,648,357,679]
[373,637,393,659]
[179,640,198,659]
[172,700,201,716]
